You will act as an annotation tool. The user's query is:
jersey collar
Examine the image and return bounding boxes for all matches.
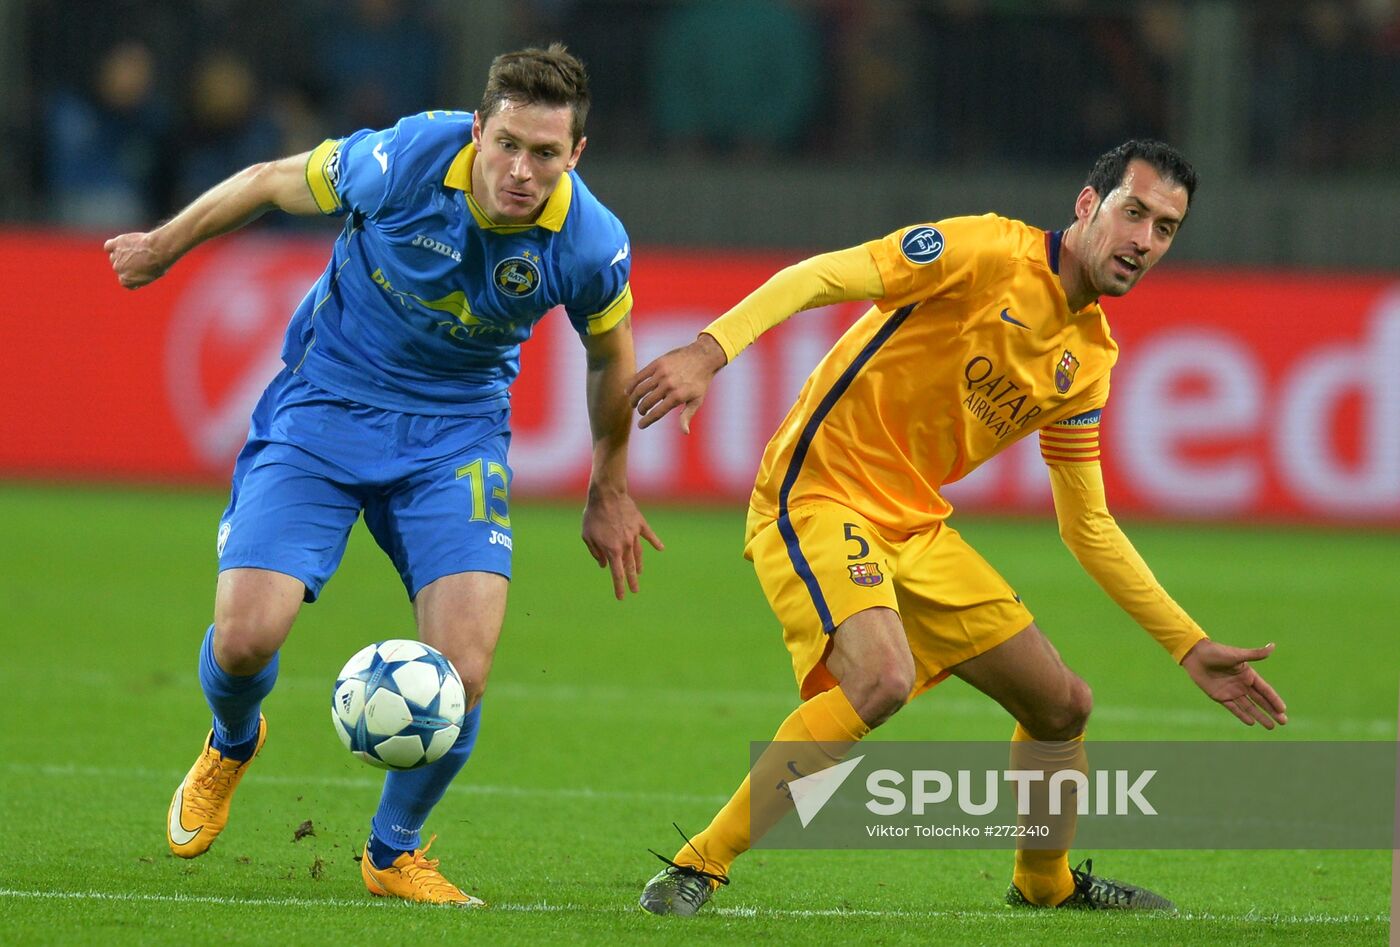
[443,143,572,233]
[1045,229,1064,274]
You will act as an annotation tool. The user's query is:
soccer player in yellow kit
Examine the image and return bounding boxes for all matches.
[627,140,1288,914]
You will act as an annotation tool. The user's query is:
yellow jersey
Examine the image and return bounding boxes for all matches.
[747,214,1116,536]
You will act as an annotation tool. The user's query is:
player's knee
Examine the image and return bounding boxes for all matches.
[1072,676,1093,721]
[439,648,490,706]
[1033,676,1093,740]
[212,576,299,675]
[847,659,914,729]
[212,616,282,676]
[867,673,912,728]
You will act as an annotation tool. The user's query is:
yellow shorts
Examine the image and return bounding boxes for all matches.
[745,501,1033,701]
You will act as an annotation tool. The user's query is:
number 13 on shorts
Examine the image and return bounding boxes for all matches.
[455,458,511,527]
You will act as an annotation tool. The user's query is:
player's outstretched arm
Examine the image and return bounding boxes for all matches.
[1047,459,1289,729]
[627,244,885,432]
[581,315,665,600]
[105,150,320,289]
[1180,639,1288,729]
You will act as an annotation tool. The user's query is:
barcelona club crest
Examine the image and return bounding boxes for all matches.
[493,255,541,298]
[1054,350,1080,394]
[848,562,884,587]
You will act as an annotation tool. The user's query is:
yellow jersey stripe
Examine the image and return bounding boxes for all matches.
[305,139,343,215]
[1040,424,1101,465]
[450,143,573,234]
[583,284,633,334]
[443,143,473,191]
[533,172,572,232]
[1041,451,1101,466]
[1041,430,1099,442]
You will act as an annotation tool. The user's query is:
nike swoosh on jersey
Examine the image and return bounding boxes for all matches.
[609,242,629,267]
[168,778,201,846]
[1000,308,1032,329]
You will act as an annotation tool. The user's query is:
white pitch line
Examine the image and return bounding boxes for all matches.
[52,670,1397,736]
[0,889,1386,926]
[0,888,406,911]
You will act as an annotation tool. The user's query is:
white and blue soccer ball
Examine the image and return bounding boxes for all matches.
[331,640,467,771]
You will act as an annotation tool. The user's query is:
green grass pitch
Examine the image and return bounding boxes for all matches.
[0,482,1392,944]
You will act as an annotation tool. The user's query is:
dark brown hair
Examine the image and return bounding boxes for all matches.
[478,44,590,144]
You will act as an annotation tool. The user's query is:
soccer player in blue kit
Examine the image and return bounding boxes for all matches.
[104,45,659,905]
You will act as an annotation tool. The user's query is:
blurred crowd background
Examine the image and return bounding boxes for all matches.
[7,0,1400,266]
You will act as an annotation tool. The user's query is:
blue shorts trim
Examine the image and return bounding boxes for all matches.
[776,304,914,634]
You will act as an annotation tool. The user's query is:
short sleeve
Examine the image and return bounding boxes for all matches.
[304,112,469,219]
[864,214,1017,312]
[305,127,397,218]
[564,242,633,336]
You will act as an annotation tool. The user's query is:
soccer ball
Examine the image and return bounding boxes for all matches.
[331,640,467,770]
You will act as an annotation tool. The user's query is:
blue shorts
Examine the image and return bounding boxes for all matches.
[217,368,513,602]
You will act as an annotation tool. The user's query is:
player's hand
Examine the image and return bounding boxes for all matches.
[104,231,170,289]
[626,334,728,433]
[1181,639,1288,729]
[581,488,664,600]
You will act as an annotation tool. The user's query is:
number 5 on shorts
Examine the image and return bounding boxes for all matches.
[843,522,869,560]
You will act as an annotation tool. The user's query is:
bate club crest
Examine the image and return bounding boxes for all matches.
[1054,350,1080,394]
[494,253,541,298]
[848,562,884,587]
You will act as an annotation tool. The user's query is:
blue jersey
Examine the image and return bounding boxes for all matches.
[286,110,632,414]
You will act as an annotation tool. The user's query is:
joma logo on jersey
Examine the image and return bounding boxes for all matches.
[493,256,541,297]
[962,355,1045,441]
[1055,350,1080,394]
[411,234,462,262]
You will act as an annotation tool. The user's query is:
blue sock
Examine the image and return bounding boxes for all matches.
[198,624,278,760]
[369,702,482,864]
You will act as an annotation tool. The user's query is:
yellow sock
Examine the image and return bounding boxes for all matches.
[1009,723,1085,905]
[676,685,870,877]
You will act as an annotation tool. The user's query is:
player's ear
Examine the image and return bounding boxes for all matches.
[1074,185,1100,223]
[566,135,586,171]
[471,113,483,148]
